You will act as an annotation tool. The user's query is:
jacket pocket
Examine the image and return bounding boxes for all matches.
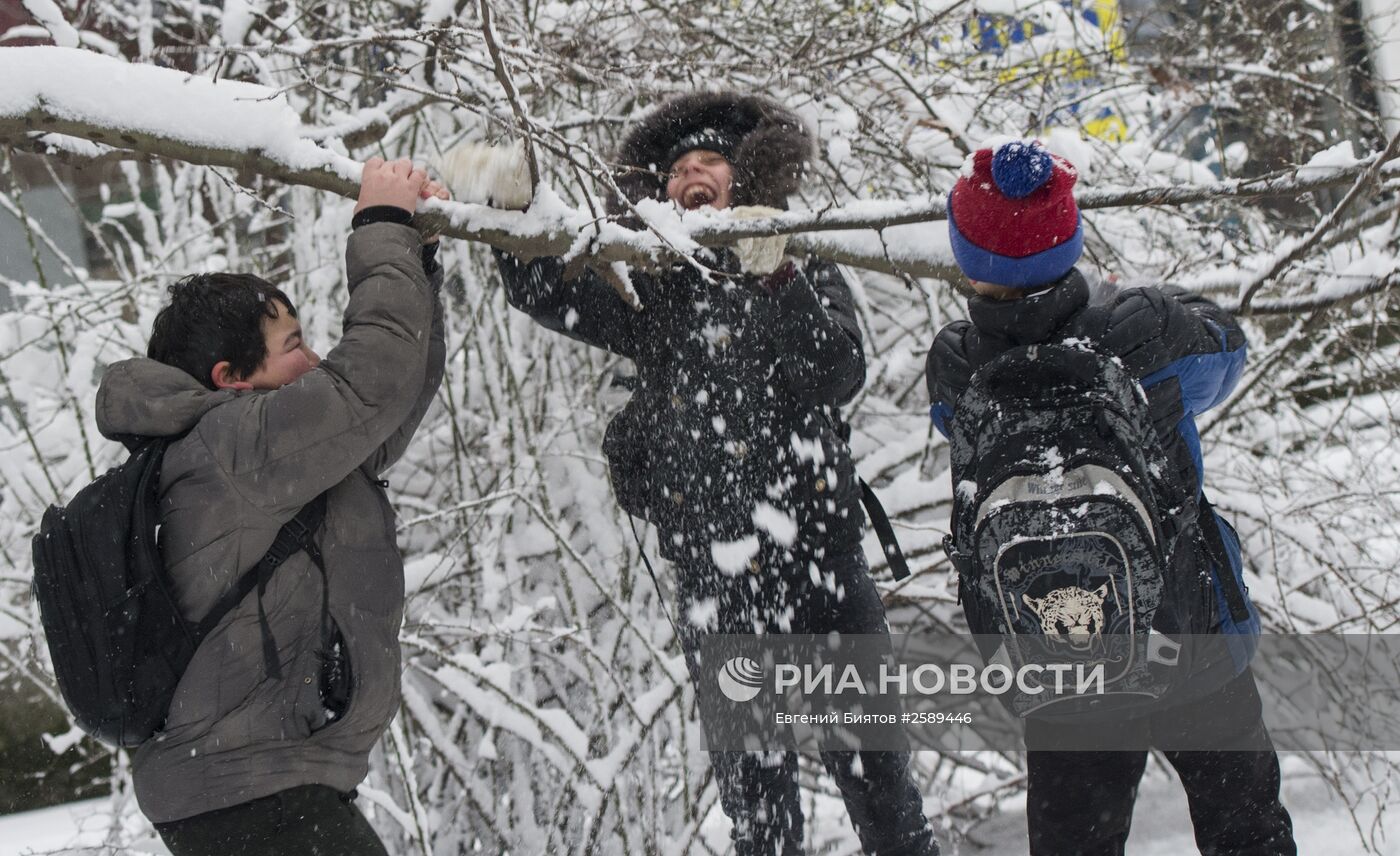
[316,618,354,731]
[792,441,860,531]
[290,619,355,738]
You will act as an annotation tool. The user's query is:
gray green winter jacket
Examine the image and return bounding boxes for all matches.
[94,222,445,823]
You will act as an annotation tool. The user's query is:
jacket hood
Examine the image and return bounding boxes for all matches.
[609,91,813,216]
[96,358,236,447]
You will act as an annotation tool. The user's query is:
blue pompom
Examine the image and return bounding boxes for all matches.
[991,141,1053,199]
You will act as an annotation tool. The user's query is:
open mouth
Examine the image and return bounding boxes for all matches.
[682,184,714,209]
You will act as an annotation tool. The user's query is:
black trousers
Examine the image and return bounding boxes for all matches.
[154,785,389,856]
[677,545,937,856]
[1025,669,1296,856]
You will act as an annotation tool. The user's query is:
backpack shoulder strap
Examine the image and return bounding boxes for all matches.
[626,516,681,641]
[1195,493,1252,624]
[818,408,910,581]
[259,493,329,571]
[194,493,329,641]
[859,480,909,580]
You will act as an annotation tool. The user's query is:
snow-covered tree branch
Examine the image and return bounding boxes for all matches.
[5,42,1400,301]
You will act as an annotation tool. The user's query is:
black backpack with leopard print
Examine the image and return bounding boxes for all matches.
[942,343,1229,720]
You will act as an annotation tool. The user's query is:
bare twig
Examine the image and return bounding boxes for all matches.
[1228,265,1400,316]
[1236,129,1400,313]
[477,0,540,190]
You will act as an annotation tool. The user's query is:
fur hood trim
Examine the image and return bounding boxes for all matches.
[609,91,813,214]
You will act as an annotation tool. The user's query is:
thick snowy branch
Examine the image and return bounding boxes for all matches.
[0,106,355,195]
[3,46,1397,292]
[0,46,962,281]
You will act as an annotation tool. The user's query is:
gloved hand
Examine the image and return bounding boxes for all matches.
[436,141,532,209]
[729,205,789,275]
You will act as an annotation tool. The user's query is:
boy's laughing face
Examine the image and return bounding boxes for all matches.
[666,149,734,211]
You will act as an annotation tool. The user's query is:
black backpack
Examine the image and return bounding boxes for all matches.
[31,437,325,748]
[941,343,1244,719]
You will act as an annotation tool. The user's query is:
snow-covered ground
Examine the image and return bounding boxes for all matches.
[0,799,167,856]
[0,764,1377,855]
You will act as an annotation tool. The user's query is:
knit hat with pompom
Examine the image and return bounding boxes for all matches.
[947,140,1083,289]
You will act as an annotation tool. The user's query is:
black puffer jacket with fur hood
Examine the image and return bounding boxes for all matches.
[499,92,867,579]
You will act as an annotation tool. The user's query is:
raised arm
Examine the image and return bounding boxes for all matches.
[759,258,867,407]
[360,243,447,477]
[494,250,641,360]
[442,140,640,359]
[360,177,454,477]
[196,221,433,517]
[925,320,973,440]
[200,160,440,517]
[1100,285,1248,416]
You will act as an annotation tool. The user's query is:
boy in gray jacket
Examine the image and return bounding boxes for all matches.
[95,157,447,855]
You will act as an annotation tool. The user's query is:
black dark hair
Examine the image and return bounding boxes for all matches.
[147,273,297,390]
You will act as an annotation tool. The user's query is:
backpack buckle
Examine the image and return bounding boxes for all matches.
[943,534,977,578]
[282,518,312,542]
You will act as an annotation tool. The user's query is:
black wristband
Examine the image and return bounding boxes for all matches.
[421,242,440,275]
[351,205,414,230]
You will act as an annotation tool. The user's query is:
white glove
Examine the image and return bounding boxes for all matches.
[729,205,789,275]
[436,141,532,210]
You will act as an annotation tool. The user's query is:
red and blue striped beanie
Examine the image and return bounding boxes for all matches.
[947,141,1083,289]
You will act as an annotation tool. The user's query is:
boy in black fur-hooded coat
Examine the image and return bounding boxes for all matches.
[450,92,939,856]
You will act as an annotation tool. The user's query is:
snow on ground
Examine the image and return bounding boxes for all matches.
[0,798,167,855]
[0,766,1372,855]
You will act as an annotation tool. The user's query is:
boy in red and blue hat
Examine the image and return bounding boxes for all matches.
[927,140,1295,855]
[945,139,1083,290]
